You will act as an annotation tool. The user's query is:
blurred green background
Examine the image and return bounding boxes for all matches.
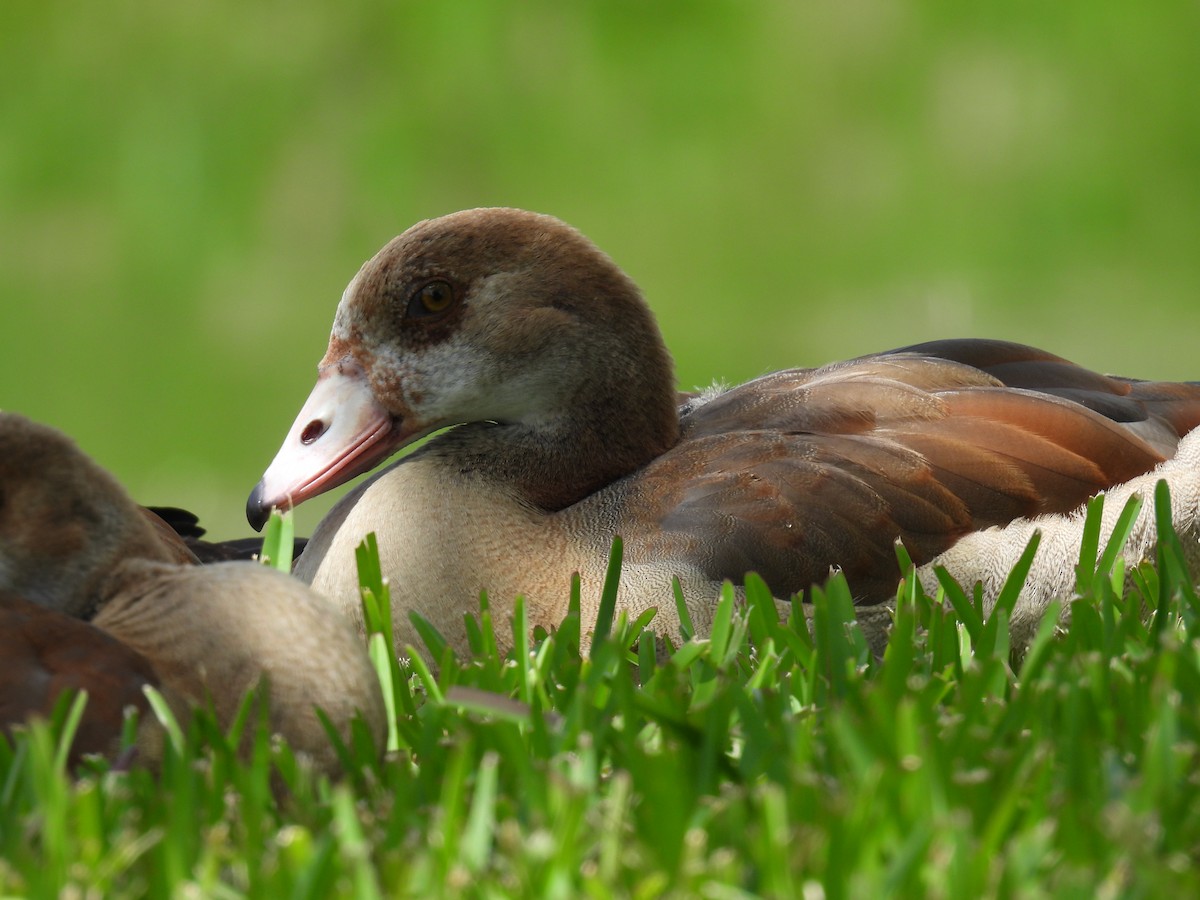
[3,1,1199,539]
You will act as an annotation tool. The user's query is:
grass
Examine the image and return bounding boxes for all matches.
[3,492,1200,897]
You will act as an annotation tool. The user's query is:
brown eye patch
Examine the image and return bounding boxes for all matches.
[405,279,458,320]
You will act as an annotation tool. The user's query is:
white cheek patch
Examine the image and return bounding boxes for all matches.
[396,337,493,422]
[393,334,567,427]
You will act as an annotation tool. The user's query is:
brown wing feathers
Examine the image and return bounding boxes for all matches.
[0,589,157,762]
[638,340,1200,605]
[907,391,1161,511]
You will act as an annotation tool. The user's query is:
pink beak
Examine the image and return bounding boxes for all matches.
[247,360,412,531]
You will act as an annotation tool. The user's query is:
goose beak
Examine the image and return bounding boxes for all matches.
[247,361,412,531]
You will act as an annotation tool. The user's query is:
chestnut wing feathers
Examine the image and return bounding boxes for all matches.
[627,340,1200,605]
[0,589,156,761]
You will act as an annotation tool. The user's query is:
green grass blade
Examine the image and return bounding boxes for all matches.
[1152,479,1199,615]
[983,531,1040,657]
[1095,493,1143,585]
[259,509,295,572]
[331,784,382,899]
[672,576,696,644]
[936,567,984,645]
[51,690,88,773]
[143,686,185,757]
[459,751,500,873]
[592,536,623,650]
[512,593,532,706]
[1074,494,1105,593]
[409,611,450,664]
[367,633,401,752]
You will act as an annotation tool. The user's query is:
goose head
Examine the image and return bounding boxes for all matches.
[248,208,679,529]
[0,412,178,617]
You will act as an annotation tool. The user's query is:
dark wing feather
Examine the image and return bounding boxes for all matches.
[625,340,1200,605]
[141,507,308,563]
[897,339,1200,449]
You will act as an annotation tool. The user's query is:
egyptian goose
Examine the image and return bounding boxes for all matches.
[0,412,385,772]
[247,208,1200,655]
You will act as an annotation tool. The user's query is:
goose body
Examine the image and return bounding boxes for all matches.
[248,208,1200,654]
[0,412,384,771]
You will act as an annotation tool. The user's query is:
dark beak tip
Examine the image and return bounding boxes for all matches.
[246,482,270,533]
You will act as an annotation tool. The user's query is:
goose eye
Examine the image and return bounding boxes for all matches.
[406,280,456,319]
